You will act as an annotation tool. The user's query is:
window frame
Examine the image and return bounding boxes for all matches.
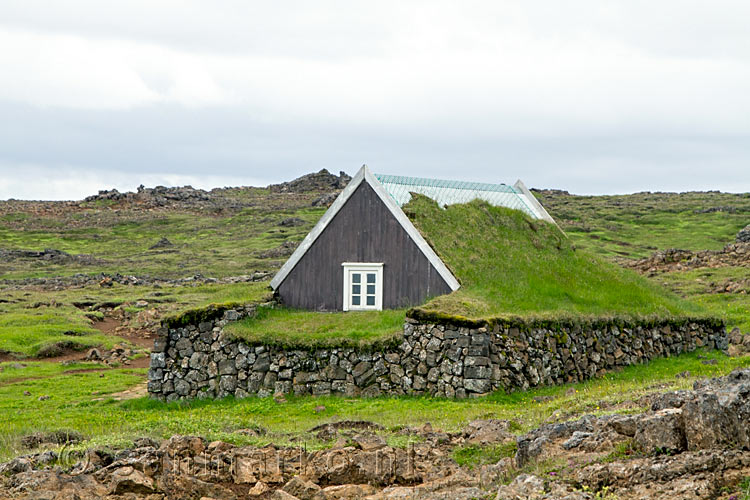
[342,262,384,311]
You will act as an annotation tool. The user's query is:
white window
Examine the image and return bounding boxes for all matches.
[342,263,383,311]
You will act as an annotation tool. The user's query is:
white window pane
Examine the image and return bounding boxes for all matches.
[366,296,375,306]
[366,284,375,295]
[366,273,376,283]
[352,273,361,283]
[352,296,361,306]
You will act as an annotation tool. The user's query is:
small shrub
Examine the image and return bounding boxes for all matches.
[601,439,645,463]
[452,442,517,469]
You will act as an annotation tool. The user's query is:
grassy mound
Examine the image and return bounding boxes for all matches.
[0,308,117,358]
[404,195,704,321]
[0,282,270,358]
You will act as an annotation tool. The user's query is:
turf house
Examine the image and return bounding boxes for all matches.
[270,165,556,311]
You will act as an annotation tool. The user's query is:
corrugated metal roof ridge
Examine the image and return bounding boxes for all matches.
[374,173,516,193]
[374,172,540,219]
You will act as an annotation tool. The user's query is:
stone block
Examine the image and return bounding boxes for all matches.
[219,375,237,393]
[253,356,271,372]
[464,365,492,379]
[465,356,490,367]
[464,378,491,393]
[150,352,166,369]
[352,361,372,379]
[152,337,167,353]
[218,359,237,375]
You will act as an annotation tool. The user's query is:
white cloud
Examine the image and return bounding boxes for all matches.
[0,28,228,109]
[0,1,749,195]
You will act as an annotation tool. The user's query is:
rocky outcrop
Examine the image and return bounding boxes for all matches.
[505,369,750,499]
[626,242,750,274]
[0,431,470,500]
[257,240,298,259]
[728,327,750,357]
[514,369,750,467]
[85,185,210,205]
[149,306,726,401]
[149,237,174,250]
[737,224,750,243]
[269,169,351,193]
[646,368,750,451]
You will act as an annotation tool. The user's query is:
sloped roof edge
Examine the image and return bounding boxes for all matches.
[513,179,558,226]
[270,165,461,292]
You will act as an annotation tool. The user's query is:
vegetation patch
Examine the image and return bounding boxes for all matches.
[650,267,750,333]
[404,195,710,321]
[0,282,270,358]
[452,442,517,469]
[535,190,750,260]
[601,439,645,463]
[223,306,405,349]
[146,282,271,330]
[0,309,116,358]
[0,196,325,280]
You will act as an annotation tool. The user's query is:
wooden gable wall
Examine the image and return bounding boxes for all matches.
[276,182,453,310]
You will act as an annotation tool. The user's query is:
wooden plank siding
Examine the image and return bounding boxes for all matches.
[277,182,453,310]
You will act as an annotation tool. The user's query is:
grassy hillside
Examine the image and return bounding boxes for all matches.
[535,190,750,260]
[0,182,327,357]
[0,192,324,280]
[534,190,750,332]
[405,195,703,320]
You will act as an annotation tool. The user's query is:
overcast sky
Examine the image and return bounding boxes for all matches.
[1,1,749,200]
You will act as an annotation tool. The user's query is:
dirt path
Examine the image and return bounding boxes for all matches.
[92,381,148,401]
[91,317,154,351]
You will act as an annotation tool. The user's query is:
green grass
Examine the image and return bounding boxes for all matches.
[648,267,750,333]
[737,477,750,500]
[452,442,517,469]
[0,282,270,358]
[0,309,115,357]
[0,361,105,384]
[224,306,406,348]
[1,350,747,462]
[535,190,750,260]
[601,439,644,463]
[404,195,704,320]
[0,192,325,280]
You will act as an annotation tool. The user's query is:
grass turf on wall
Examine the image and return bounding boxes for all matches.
[224,307,406,348]
[404,195,705,321]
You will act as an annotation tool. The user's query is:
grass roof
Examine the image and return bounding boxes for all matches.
[403,194,705,321]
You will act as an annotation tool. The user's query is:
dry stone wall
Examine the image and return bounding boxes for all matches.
[148,307,727,401]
